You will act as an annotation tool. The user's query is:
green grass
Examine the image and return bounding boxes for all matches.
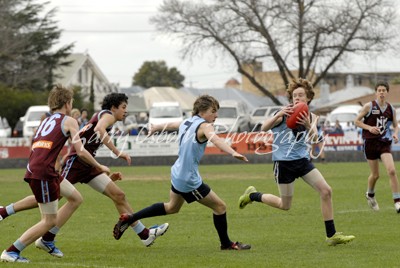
[0,162,399,267]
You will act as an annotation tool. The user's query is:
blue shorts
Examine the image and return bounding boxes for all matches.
[171,182,211,203]
[273,158,315,184]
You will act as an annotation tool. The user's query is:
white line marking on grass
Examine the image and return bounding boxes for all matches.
[337,207,393,214]
[35,262,125,268]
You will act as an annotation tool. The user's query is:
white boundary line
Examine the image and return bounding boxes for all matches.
[34,262,125,268]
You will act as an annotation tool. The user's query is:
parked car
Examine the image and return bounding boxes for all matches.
[149,102,184,134]
[214,100,251,133]
[22,105,50,137]
[112,115,148,136]
[249,106,282,131]
[13,117,24,137]
[0,116,12,138]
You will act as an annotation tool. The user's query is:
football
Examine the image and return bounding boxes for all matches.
[286,102,309,129]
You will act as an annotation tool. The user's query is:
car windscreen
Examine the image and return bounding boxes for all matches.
[150,106,181,118]
[330,113,357,122]
[218,107,238,118]
[27,111,46,121]
[253,109,267,116]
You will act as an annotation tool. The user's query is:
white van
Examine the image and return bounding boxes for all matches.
[326,105,362,131]
[249,106,282,131]
[22,105,50,137]
[149,102,184,128]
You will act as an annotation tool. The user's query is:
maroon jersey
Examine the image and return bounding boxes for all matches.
[362,100,394,141]
[69,110,113,157]
[25,113,70,181]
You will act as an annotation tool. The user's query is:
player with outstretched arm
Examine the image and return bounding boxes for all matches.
[113,94,251,250]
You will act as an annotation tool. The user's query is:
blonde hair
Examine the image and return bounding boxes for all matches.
[71,108,81,120]
[48,84,74,112]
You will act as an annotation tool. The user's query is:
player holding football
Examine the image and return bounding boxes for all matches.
[238,78,355,246]
[113,94,251,250]
[0,93,169,258]
[354,81,400,213]
[1,85,110,263]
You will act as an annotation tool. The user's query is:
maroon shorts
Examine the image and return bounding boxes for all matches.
[364,139,392,160]
[26,177,61,203]
[61,155,102,184]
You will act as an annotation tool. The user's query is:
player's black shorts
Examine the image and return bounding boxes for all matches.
[171,182,211,203]
[364,139,392,160]
[273,158,315,184]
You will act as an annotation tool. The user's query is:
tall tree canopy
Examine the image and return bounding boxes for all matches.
[133,60,185,88]
[0,0,73,90]
[151,0,398,104]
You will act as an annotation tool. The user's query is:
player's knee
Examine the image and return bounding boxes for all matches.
[214,201,226,214]
[371,173,379,180]
[43,218,57,229]
[112,190,127,203]
[387,168,397,178]
[320,186,332,199]
[165,205,180,214]
[73,193,83,208]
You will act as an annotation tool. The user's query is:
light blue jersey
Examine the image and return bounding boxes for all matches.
[171,116,207,192]
[271,117,310,161]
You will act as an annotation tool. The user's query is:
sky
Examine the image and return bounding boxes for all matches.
[41,0,239,89]
[40,0,400,90]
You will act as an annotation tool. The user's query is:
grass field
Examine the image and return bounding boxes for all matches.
[0,162,399,268]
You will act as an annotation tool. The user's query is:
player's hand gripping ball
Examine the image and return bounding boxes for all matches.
[286,102,309,129]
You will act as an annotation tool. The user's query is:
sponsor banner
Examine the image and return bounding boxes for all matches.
[322,131,363,152]
[95,132,274,157]
[205,132,273,155]
[1,130,399,158]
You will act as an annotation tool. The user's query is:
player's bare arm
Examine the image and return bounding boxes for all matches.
[355,103,380,135]
[297,112,319,143]
[261,105,293,132]
[95,113,131,165]
[392,107,399,143]
[200,123,248,162]
[66,116,110,174]
[148,121,182,136]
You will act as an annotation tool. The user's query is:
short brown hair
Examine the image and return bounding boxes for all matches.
[286,78,315,104]
[48,84,74,112]
[192,95,220,115]
[375,81,389,92]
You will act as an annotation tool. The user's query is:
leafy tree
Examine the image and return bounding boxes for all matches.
[0,83,91,129]
[132,60,185,88]
[0,0,73,90]
[0,84,48,128]
[151,0,398,104]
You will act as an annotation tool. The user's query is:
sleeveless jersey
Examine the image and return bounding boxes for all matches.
[69,110,113,157]
[271,116,310,161]
[25,113,69,181]
[362,100,394,141]
[171,116,207,192]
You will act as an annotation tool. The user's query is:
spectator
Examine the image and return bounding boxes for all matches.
[78,108,89,129]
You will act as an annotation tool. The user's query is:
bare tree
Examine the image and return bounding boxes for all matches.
[151,0,398,105]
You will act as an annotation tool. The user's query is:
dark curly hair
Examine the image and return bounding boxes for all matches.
[101,93,128,110]
[286,78,315,105]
